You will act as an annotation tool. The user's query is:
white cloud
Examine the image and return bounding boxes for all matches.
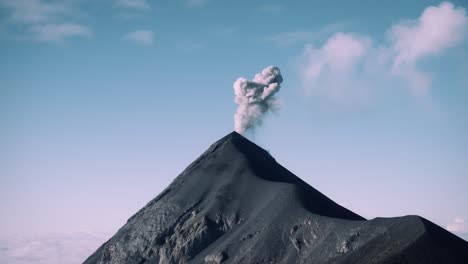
[0,232,111,264]
[124,30,154,45]
[29,23,92,43]
[447,217,467,233]
[299,33,373,105]
[388,2,468,94]
[298,2,468,103]
[389,2,468,68]
[0,0,93,43]
[315,33,370,72]
[0,0,68,23]
[115,0,150,10]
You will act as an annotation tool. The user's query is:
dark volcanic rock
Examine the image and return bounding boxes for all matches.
[84,132,468,264]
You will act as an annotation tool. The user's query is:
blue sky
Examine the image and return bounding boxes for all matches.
[1,0,468,262]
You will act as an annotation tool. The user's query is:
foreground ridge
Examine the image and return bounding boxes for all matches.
[84,131,468,264]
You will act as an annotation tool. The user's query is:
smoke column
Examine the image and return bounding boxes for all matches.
[233,66,283,134]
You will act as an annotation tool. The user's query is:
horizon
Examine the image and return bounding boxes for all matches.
[1,0,468,263]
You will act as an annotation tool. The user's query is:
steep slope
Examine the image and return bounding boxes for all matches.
[84,132,468,264]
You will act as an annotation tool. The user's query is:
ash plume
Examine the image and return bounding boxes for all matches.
[233,66,283,134]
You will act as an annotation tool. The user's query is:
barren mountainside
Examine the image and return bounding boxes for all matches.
[84,132,468,264]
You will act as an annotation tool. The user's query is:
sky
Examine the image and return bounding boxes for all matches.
[1,0,468,262]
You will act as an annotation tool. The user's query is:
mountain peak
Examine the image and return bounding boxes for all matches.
[200,131,274,167]
[213,131,248,146]
[84,132,468,264]
[225,130,243,139]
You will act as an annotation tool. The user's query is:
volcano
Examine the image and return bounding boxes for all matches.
[84,132,468,264]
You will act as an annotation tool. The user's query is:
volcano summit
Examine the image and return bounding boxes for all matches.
[84,132,468,264]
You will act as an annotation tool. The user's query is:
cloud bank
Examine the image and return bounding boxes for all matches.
[0,232,111,264]
[233,66,283,134]
[298,2,468,103]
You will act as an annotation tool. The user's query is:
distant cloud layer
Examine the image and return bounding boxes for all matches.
[0,232,110,264]
[124,30,154,45]
[298,2,468,103]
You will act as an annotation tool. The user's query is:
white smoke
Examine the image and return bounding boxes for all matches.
[233,66,283,134]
